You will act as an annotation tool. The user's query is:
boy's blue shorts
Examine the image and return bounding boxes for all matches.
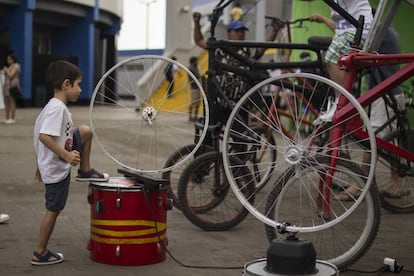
[72,128,83,154]
[45,173,70,212]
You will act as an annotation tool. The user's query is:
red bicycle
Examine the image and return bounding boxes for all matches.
[222,0,413,270]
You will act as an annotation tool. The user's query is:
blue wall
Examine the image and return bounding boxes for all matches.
[0,0,122,105]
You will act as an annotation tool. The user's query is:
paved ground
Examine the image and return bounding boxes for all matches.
[1,107,414,276]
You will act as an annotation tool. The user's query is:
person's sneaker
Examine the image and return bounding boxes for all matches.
[0,213,10,223]
[75,169,110,182]
[313,97,338,125]
[5,119,16,124]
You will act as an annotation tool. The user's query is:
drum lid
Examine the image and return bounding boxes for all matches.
[90,177,142,189]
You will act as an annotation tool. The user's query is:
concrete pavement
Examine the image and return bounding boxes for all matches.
[1,106,413,276]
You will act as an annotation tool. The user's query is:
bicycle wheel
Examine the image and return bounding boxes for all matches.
[376,129,414,213]
[223,72,377,231]
[231,125,277,192]
[177,151,255,231]
[89,55,209,174]
[250,126,277,192]
[264,157,381,271]
[162,143,214,210]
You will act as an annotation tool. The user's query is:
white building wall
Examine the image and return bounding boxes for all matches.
[165,0,193,59]
[164,0,290,62]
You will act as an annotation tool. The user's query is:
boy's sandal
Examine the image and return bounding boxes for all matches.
[75,168,109,182]
[381,189,411,199]
[31,250,64,266]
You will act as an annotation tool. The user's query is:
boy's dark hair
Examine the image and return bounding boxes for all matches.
[46,60,82,96]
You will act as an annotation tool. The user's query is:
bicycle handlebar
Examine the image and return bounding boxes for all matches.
[210,0,234,38]
[265,16,311,29]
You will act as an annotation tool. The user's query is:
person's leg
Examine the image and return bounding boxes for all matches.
[326,63,345,86]
[9,96,16,122]
[74,125,109,181]
[4,95,10,121]
[166,76,173,97]
[32,176,69,264]
[189,92,194,121]
[77,125,93,173]
[193,89,202,121]
[34,210,59,257]
[194,97,200,120]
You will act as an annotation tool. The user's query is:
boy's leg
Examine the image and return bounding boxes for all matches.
[74,125,109,181]
[33,210,59,258]
[32,176,69,264]
[77,125,93,173]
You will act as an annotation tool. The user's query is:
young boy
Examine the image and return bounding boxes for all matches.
[31,60,109,266]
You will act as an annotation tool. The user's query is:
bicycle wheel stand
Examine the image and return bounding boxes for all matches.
[243,231,339,276]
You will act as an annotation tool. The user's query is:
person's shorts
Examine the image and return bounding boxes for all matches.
[325,32,356,65]
[45,173,71,212]
[72,128,83,154]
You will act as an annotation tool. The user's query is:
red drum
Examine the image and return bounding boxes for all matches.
[87,177,168,265]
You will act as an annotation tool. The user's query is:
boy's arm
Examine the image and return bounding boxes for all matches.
[39,133,80,166]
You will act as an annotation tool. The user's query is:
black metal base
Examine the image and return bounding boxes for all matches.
[266,236,317,275]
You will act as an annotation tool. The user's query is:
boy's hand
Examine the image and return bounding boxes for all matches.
[35,168,42,183]
[65,150,81,166]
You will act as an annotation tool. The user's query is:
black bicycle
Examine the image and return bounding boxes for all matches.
[164,0,333,231]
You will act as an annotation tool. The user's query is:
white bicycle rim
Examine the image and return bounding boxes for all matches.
[222,72,377,232]
[89,55,209,174]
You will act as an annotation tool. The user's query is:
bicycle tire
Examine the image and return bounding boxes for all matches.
[163,128,275,206]
[177,151,255,231]
[223,72,377,232]
[377,129,414,213]
[264,157,381,271]
[89,55,209,174]
[162,144,214,210]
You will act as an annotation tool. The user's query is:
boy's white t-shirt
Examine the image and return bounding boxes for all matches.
[34,98,74,184]
[331,0,373,36]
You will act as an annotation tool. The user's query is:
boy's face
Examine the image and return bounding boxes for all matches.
[66,77,82,102]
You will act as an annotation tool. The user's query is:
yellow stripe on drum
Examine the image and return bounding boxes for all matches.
[90,233,166,245]
[91,219,165,228]
[91,226,165,237]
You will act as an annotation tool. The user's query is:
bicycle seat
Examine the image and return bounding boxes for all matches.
[308,36,332,51]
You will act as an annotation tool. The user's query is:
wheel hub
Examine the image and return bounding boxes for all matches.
[284,145,304,165]
[142,106,157,124]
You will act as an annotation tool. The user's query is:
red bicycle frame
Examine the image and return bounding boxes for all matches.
[321,50,414,218]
